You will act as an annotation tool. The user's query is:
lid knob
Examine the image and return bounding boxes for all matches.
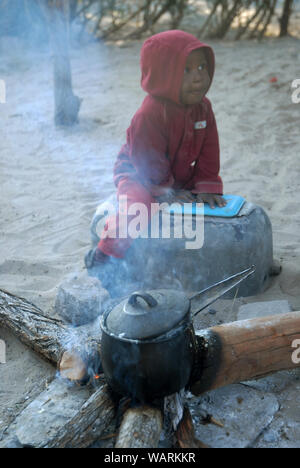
[104,289,190,340]
[125,292,158,316]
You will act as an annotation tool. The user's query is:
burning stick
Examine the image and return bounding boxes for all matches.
[59,350,87,381]
[176,406,209,449]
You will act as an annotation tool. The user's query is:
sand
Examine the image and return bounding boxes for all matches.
[0,28,300,444]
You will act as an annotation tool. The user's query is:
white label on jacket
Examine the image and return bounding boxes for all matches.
[194,120,206,129]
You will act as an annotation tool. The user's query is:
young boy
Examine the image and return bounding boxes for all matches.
[86,29,226,268]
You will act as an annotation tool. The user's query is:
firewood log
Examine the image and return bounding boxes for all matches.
[2,287,300,392]
[0,288,67,364]
[1,379,116,448]
[0,288,102,378]
[191,312,300,395]
[47,383,116,448]
[115,405,163,448]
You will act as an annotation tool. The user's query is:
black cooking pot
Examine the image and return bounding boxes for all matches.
[101,290,195,402]
[100,266,255,402]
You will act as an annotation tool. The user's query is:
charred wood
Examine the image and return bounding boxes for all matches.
[175,406,209,449]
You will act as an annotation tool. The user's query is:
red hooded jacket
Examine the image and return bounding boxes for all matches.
[114,30,223,197]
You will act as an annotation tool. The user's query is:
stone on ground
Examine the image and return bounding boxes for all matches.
[55,271,110,326]
[237,300,292,321]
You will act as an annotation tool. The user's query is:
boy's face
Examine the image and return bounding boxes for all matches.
[180,49,210,106]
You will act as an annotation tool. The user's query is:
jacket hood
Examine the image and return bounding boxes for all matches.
[140,30,215,106]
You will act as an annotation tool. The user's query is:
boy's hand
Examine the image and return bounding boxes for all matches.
[174,190,195,203]
[196,193,227,209]
[157,189,195,204]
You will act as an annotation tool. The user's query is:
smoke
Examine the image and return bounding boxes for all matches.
[0,0,49,46]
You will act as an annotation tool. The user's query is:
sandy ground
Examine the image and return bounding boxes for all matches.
[0,25,300,445]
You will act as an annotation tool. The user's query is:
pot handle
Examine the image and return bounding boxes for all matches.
[128,292,158,308]
[190,265,255,318]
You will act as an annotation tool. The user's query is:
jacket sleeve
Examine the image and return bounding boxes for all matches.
[191,102,223,195]
[127,106,174,196]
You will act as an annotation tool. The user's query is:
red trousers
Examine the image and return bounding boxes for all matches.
[98,177,157,258]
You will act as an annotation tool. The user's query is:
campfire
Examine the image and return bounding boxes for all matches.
[1,285,300,448]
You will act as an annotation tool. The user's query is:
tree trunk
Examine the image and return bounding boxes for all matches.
[198,0,222,37]
[258,0,277,39]
[279,0,293,36]
[170,0,187,30]
[125,0,174,39]
[248,3,269,39]
[100,2,147,39]
[235,2,265,40]
[191,311,300,395]
[41,0,81,126]
[213,0,243,39]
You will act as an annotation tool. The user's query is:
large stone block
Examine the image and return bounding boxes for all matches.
[188,383,279,448]
[237,300,292,321]
[55,272,110,326]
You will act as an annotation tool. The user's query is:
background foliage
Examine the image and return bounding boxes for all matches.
[0,0,296,41]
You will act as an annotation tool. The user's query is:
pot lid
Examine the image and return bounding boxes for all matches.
[104,289,190,340]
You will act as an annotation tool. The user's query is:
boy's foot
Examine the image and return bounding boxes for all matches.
[84,248,131,298]
[84,248,109,269]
